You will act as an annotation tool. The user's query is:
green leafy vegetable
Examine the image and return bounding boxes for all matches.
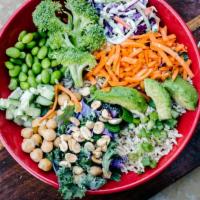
[121,108,133,123]
[105,123,120,133]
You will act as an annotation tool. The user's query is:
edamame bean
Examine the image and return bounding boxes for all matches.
[22,33,34,44]
[32,62,42,75]
[32,32,39,39]
[50,71,61,84]
[37,46,48,59]
[31,47,39,56]
[41,69,50,84]
[34,57,39,63]
[41,58,51,69]
[39,38,46,47]
[27,41,37,49]
[51,60,59,67]
[36,74,42,84]
[8,79,18,90]
[18,30,27,41]
[9,66,21,77]
[28,70,35,77]
[20,52,26,59]
[15,42,25,50]
[20,82,30,90]
[10,58,23,65]
[6,47,21,58]
[21,64,28,73]
[26,53,33,67]
[60,66,66,74]
[5,61,14,70]
[28,76,37,88]
[19,72,28,82]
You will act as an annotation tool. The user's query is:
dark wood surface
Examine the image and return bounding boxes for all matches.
[0,1,200,200]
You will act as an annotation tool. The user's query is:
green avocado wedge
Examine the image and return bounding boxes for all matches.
[163,76,198,110]
[93,86,147,114]
[144,79,172,120]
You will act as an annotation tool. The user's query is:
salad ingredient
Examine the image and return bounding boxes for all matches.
[30,148,43,162]
[31,134,42,146]
[94,86,147,114]
[163,76,198,110]
[21,128,34,139]
[86,27,192,89]
[21,138,35,153]
[41,140,53,153]
[144,79,172,120]
[38,158,52,171]
[6,47,21,58]
[50,49,96,88]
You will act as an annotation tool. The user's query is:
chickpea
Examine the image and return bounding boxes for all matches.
[84,142,95,152]
[91,100,101,110]
[41,129,56,142]
[41,140,53,153]
[31,134,42,146]
[30,148,43,163]
[85,121,94,130]
[21,139,35,153]
[69,117,80,127]
[38,125,46,136]
[58,93,70,106]
[32,118,41,128]
[93,121,105,134]
[21,128,33,139]
[46,119,57,129]
[54,137,61,147]
[89,166,102,176]
[38,158,52,172]
[73,166,83,175]
[65,153,77,163]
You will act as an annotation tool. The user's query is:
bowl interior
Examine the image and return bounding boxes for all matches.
[0,0,199,194]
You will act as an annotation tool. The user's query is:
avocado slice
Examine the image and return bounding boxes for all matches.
[144,79,172,120]
[93,86,147,114]
[163,76,198,110]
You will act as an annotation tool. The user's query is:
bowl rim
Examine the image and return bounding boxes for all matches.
[0,0,200,195]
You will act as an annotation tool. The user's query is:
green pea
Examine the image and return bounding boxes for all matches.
[28,70,35,77]
[15,42,25,50]
[149,112,158,121]
[22,33,33,44]
[5,61,14,70]
[19,52,26,59]
[18,30,27,41]
[141,142,154,152]
[41,69,50,84]
[36,74,42,84]
[27,41,37,49]
[28,76,37,88]
[10,58,23,65]
[8,79,18,90]
[37,46,48,59]
[20,82,30,90]
[41,58,51,69]
[21,64,28,73]
[34,57,39,63]
[26,53,33,67]
[32,32,39,39]
[51,60,59,67]
[31,47,39,56]
[32,62,42,75]
[39,38,46,47]
[19,72,27,82]
[50,70,61,84]
[39,31,47,38]
[9,66,21,77]
[6,47,21,58]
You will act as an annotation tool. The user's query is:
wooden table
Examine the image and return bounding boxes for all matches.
[0,0,200,199]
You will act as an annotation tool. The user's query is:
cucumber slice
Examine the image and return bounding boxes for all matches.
[0,99,9,110]
[25,107,41,117]
[37,85,54,100]
[6,109,14,120]
[8,99,20,107]
[36,96,53,106]
[9,88,23,100]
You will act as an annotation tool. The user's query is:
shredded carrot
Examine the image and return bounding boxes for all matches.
[114,16,130,30]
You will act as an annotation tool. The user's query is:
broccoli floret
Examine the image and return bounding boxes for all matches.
[49,48,96,88]
[32,0,66,33]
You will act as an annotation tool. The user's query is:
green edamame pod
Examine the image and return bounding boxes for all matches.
[21,64,28,73]
[39,38,46,47]
[41,69,50,84]
[19,72,28,82]
[10,58,23,65]
[31,47,39,56]
[9,66,21,77]
[5,61,14,70]
[8,79,18,90]
[22,33,33,44]
[18,30,27,41]
[19,52,26,59]
[6,47,21,58]
[41,58,51,69]
[28,76,37,88]
[32,62,42,75]
[27,41,37,49]
[20,82,30,90]
[15,42,25,50]
[37,46,48,59]
[26,53,33,67]
[50,71,62,84]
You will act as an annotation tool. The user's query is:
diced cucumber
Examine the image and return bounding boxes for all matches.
[25,107,41,117]
[9,87,23,100]
[0,99,9,110]
[23,119,32,128]
[37,85,54,100]
[8,99,20,107]
[14,109,24,117]
[14,117,24,126]
[36,96,53,106]
[20,90,34,110]
[6,109,14,120]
